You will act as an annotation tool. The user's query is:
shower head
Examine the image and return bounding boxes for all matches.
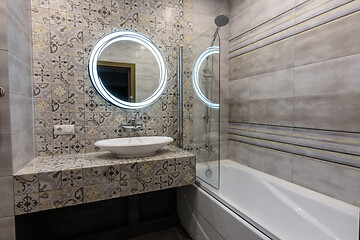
[211,14,229,45]
[214,14,229,28]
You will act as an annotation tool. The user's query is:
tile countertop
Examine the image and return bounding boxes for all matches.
[13,146,196,215]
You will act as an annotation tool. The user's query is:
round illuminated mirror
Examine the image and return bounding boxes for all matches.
[192,46,220,109]
[88,31,168,109]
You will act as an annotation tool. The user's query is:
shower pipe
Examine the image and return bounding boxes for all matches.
[177,47,184,149]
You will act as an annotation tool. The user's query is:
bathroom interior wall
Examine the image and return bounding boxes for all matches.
[0,0,229,238]
[0,0,34,238]
[31,0,229,158]
[228,0,360,206]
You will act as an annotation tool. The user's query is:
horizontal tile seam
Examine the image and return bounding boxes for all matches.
[229,1,300,42]
[228,139,360,170]
[229,132,360,158]
[6,7,34,37]
[230,50,360,81]
[7,50,32,71]
[229,121,360,135]
[229,50,360,80]
[229,8,360,60]
[229,0,357,47]
[230,126,360,145]
[229,123,360,138]
[293,51,360,68]
[230,0,355,48]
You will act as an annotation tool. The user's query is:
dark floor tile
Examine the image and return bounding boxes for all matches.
[129,226,192,240]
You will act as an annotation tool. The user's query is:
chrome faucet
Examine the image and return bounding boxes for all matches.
[121,115,143,131]
[196,142,214,155]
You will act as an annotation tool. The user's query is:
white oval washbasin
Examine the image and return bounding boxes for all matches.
[94,136,174,158]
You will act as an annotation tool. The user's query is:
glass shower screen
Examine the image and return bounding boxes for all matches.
[182,30,221,189]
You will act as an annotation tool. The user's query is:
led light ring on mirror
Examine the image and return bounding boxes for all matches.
[192,46,220,109]
[88,30,167,109]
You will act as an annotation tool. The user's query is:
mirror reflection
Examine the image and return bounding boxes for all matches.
[97,40,160,103]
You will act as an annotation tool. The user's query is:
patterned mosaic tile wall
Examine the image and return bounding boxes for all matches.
[31,0,194,156]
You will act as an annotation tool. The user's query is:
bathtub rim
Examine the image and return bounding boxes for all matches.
[196,159,359,240]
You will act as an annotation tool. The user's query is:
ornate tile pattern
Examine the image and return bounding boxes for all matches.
[62,169,83,188]
[39,190,63,210]
[13,146,195,215]
[14,193,40,215]
[31,0,194,156]
[84,184,103,203]
[14,175,39,195]
[38,171,62,192]
[62,187,84,207]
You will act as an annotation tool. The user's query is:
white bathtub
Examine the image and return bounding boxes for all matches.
[177,160,359,240]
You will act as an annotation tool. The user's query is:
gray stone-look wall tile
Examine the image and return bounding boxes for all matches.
[228,141,249,166]
[294,12,360,67]
[249,97,293,126]
[0,216,15,240]
[0,7,7,50]
[9,94,34,134]
[294,53,360,97]
[192,0,225,16]
[294,93,360,132]
[229,54,251,80]
[252,0,295,30]
[228,78,249,122]
[248,145,267,172]
[6,9,32,64]
[228,0,360,207]
[192,12,215,37]
[0,50,9,91]
[0,176,13,218]
[0,134,12,176]
[8,52,32,97]
[295,0,308,5]
[248,145,292,181]
[0,93,11,135]
[250,68,294,100]
[292,155,360,206]
[229,101,249,123]
[6,0,31,35]
[230,0,295,39]
[11,128,35,174]
[262,148,292,182]
[229,0,251,19]
[229,0,253,38]
[250,37,295,77]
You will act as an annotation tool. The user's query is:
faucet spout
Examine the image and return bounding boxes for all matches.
[121,115,143,131]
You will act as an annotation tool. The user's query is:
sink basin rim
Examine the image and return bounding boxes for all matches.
[95,136,174,147]
[94,136,174,158]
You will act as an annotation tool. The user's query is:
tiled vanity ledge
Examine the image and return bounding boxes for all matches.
[13,146,195,215]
